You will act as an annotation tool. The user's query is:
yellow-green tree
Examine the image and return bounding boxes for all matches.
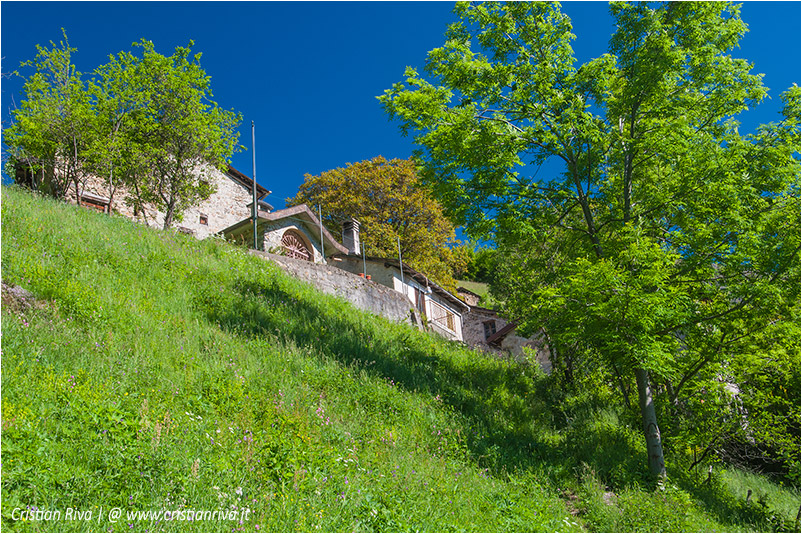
[289,156,466,292]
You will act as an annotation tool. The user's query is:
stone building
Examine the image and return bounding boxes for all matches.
[221,204,348,263]
[56,163,270,239]
[456,286,482,307]
[462,305,552,371]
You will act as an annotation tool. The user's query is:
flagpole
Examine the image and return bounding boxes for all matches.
[251,121,258,250]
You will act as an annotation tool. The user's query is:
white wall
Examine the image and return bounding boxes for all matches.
[392,273,463,342]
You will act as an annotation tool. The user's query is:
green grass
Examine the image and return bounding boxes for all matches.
[2,185,798,532]
[720,467,802,525]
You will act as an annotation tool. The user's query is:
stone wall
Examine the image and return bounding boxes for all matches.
[252,251,422,329]
[462,306,504,348]
[182,167,255,239]
[499,332,552,373]
[335,255,400,295]
[456,288,481,307]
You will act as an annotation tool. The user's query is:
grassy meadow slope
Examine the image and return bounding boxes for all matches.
[1,185,798,532]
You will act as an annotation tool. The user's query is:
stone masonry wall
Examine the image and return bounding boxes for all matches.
[462,306,503,349]
[71,164,253,238]
[329,255,465,342]
[182,167,255,239]
[251,251,422,329]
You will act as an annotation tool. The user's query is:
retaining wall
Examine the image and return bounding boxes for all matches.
[251,251,422,329]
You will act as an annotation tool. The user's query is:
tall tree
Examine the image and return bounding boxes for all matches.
[5,30,97,202]
[88,49,144,215]
[381,2,800,478]
[289,156,464,291]
[121,40,242,230]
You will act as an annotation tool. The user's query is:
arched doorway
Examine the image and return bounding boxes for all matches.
[281,229,313,261]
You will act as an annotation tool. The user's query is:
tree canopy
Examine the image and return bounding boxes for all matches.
[4,31,94,202]
[5,32,241,230]
[288,156,467,292]
[382,2,800,479]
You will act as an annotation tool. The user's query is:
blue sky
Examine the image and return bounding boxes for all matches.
[1,1,800,213]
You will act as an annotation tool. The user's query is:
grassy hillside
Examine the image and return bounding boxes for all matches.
[2,185,798,532]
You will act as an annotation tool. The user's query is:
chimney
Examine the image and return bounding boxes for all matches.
[342,218,360,255]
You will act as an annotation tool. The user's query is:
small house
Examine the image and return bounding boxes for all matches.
[329,217,469,341]
[462,305,552,371]
[221,204,348,263]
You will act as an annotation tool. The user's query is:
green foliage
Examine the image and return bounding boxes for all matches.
[288,156,463,292]
[119,39,241,229]
[4,29,96,201]
[382,1,800,479]
[459,245,498,285]
[727,323,802,481]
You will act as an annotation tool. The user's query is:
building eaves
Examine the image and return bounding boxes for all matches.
[470,305,501,315]
[486,322,517,345]
[225,164,270,200]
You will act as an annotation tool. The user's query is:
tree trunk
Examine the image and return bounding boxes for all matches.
[612,361,631,408]
[73,171,82,206]
[107,164,116,216]
[635,367,666,478]
[163,203,175,230]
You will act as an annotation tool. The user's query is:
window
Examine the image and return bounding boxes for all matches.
[414,287,427,317]
[199,213,208,225]
[80,195,108,214]
[483,320,497,340]
[281,229,312,261]
[430,300,456,332]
